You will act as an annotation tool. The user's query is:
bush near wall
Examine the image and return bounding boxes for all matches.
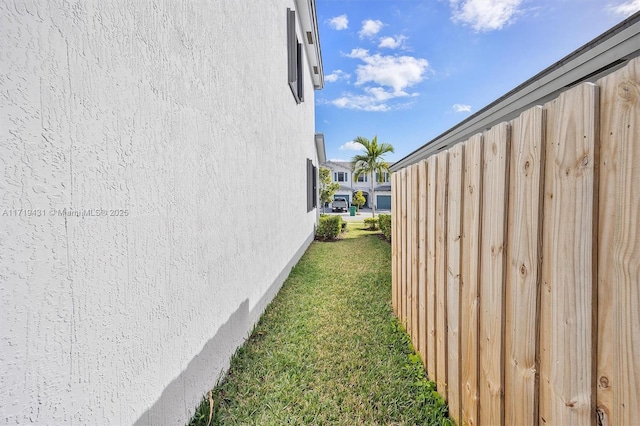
[317,215,344,240]
[378,214,391,241]
[364,217,379,230]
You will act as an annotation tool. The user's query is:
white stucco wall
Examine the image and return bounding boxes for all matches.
[0,1,319,424]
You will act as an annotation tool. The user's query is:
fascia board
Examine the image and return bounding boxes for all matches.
[315,133,326,164]
[295,0,324,89]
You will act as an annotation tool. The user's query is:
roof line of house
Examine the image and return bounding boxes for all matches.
[391,12,640,172]
[315,133,326,164]
[296,0,324,89]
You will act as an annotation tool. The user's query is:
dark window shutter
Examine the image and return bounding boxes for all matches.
[312,164,317,208]
[306,159,314,212]
[287,9,297,84]
[297,42,304,102]
[287,9,303,104]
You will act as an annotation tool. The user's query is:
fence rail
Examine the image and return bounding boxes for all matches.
[391,57,639,425]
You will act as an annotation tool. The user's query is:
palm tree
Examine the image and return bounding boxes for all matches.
[351,135,394,217]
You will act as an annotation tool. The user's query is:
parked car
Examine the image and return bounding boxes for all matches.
[331,197,349,212]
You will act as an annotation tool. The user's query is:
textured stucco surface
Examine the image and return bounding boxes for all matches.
[0,1,319,424]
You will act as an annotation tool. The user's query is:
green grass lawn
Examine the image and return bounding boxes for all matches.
[188,222,451,425]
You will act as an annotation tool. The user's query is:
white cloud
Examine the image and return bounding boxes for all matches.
[340,98,389,111]
[345,49,429,94]
[328,91,419,112]
[325,69,351,83]
[329,158,348,162]
[608,0,640,17]
[328,49,429,111]
[330,95,391,112]
[327,14,349,30]
[359,19,384,38]
[346,48,369,59]
[453,103,472,112]
[339,141,365,151]
[450,0,523,32]
[379,35,408,49]
[366,87,404,102]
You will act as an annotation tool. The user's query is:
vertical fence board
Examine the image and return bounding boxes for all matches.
[418,160,428,367]
[435,152,449,398]
[461,133,483,425]
[396,170,401,318]
[504,106,545,425]
[401,168,408,328]
[479,122,510,426]
[411,164,420,350]
[406,166,414,336]
[395,171,402,319]
[447,144,464,422]
[397,171,404,323]
[540,83,598,425]
[597,58,640,425]
[392,172,398,315]
[426,156,438,380]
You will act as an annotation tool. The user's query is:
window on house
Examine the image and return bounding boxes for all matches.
[287,9,304,104]
[307,159,317,212]
[334,172,347,182]
[357,174,367,183]
[376,172,390,182]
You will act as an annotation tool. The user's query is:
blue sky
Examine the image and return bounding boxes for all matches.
[314,0,640,162]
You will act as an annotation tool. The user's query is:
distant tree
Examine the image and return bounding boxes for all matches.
[351,135,394,217]
[319,166,339,213]
[352,190,366,212]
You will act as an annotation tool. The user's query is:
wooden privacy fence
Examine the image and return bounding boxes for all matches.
[391,57,639,425]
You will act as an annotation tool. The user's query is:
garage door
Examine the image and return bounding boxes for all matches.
[376,195,391,210]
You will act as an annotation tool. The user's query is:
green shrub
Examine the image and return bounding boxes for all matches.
[316,215,343,240]
[364,217,378,230]
[378,214,391,241]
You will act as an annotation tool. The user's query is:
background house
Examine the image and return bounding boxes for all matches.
[324,161,394,210]
[0,1,323,424]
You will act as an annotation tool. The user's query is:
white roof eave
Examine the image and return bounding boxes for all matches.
[295,0,324,89]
